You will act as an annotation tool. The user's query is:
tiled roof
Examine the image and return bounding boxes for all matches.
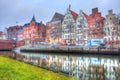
[83,12,88,20]
[23,22,39,27]
[70,10,78,20]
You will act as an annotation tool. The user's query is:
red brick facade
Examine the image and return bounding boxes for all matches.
[22,21,39,43]
[22,20,46,44]
[88,8,104,40]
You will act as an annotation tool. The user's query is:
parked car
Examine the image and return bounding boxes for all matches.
[38,42,49,45]
[96,46,106,49]
[68,44,76,46]
[49,42,63,46]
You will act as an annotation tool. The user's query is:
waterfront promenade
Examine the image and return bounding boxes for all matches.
[20,44,119,55]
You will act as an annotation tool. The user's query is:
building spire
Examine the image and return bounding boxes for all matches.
[31,15,36,22]
[69,4,71,10]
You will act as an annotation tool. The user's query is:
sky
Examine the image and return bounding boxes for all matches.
[0,0,120,31]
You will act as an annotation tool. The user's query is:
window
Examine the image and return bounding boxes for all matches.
[108,28,110,31]
[84,30,87,33]
[112,32,114,36]
[116,37,118,40]
[78,25,82,28]
[64,21,66,24]
[96,18,99,22]
[96,23,99,27]
[104,28,106,31]
[112,37,114,40]
[108,38,110,41]
[108,32,110,35]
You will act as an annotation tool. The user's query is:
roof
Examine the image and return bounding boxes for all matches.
[70,10,78,20]
[82,12,88,20]
[7,25,23,31]
[51,12,64,22]
[23,22,39,27]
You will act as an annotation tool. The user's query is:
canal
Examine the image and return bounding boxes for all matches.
[0,51,120,80]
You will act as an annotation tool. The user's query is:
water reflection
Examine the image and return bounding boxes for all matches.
[0,51,120,80]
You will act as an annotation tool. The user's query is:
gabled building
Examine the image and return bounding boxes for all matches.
[46,12,64,42]
[88,8,104,46]
[76,10,88,46]
[103,10,120,48]
[62,5,78,44]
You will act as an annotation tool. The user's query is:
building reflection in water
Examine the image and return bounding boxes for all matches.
[0,51,120,80]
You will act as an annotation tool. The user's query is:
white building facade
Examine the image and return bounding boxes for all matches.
[76,10,88,46]
[103,10,120,48]
[62,6,78,44]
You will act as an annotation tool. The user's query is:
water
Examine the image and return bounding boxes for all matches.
[0,51,120,80]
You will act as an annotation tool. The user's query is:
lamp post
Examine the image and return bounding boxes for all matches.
[12,38,17,59]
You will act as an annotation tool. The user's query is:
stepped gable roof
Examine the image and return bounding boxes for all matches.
[51,12,64,22]
[70,10,78,20]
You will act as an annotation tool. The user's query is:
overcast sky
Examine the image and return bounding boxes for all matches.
[0,0,120,31]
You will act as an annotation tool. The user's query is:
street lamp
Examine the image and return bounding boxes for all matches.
[11,38,17,59]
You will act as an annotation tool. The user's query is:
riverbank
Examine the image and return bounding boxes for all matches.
[21,45,119,55]
[0,56,75,80]
[0,49,11,51]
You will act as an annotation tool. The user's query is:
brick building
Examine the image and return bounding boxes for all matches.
[22,16,46,44]
[88,8,104,46]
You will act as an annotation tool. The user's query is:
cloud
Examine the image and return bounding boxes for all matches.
[0,0,119,31]
[0,0,54,31]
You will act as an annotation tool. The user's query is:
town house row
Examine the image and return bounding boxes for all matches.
[47,6,120,47]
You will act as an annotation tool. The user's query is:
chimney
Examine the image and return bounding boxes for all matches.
[92,8,98,14]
